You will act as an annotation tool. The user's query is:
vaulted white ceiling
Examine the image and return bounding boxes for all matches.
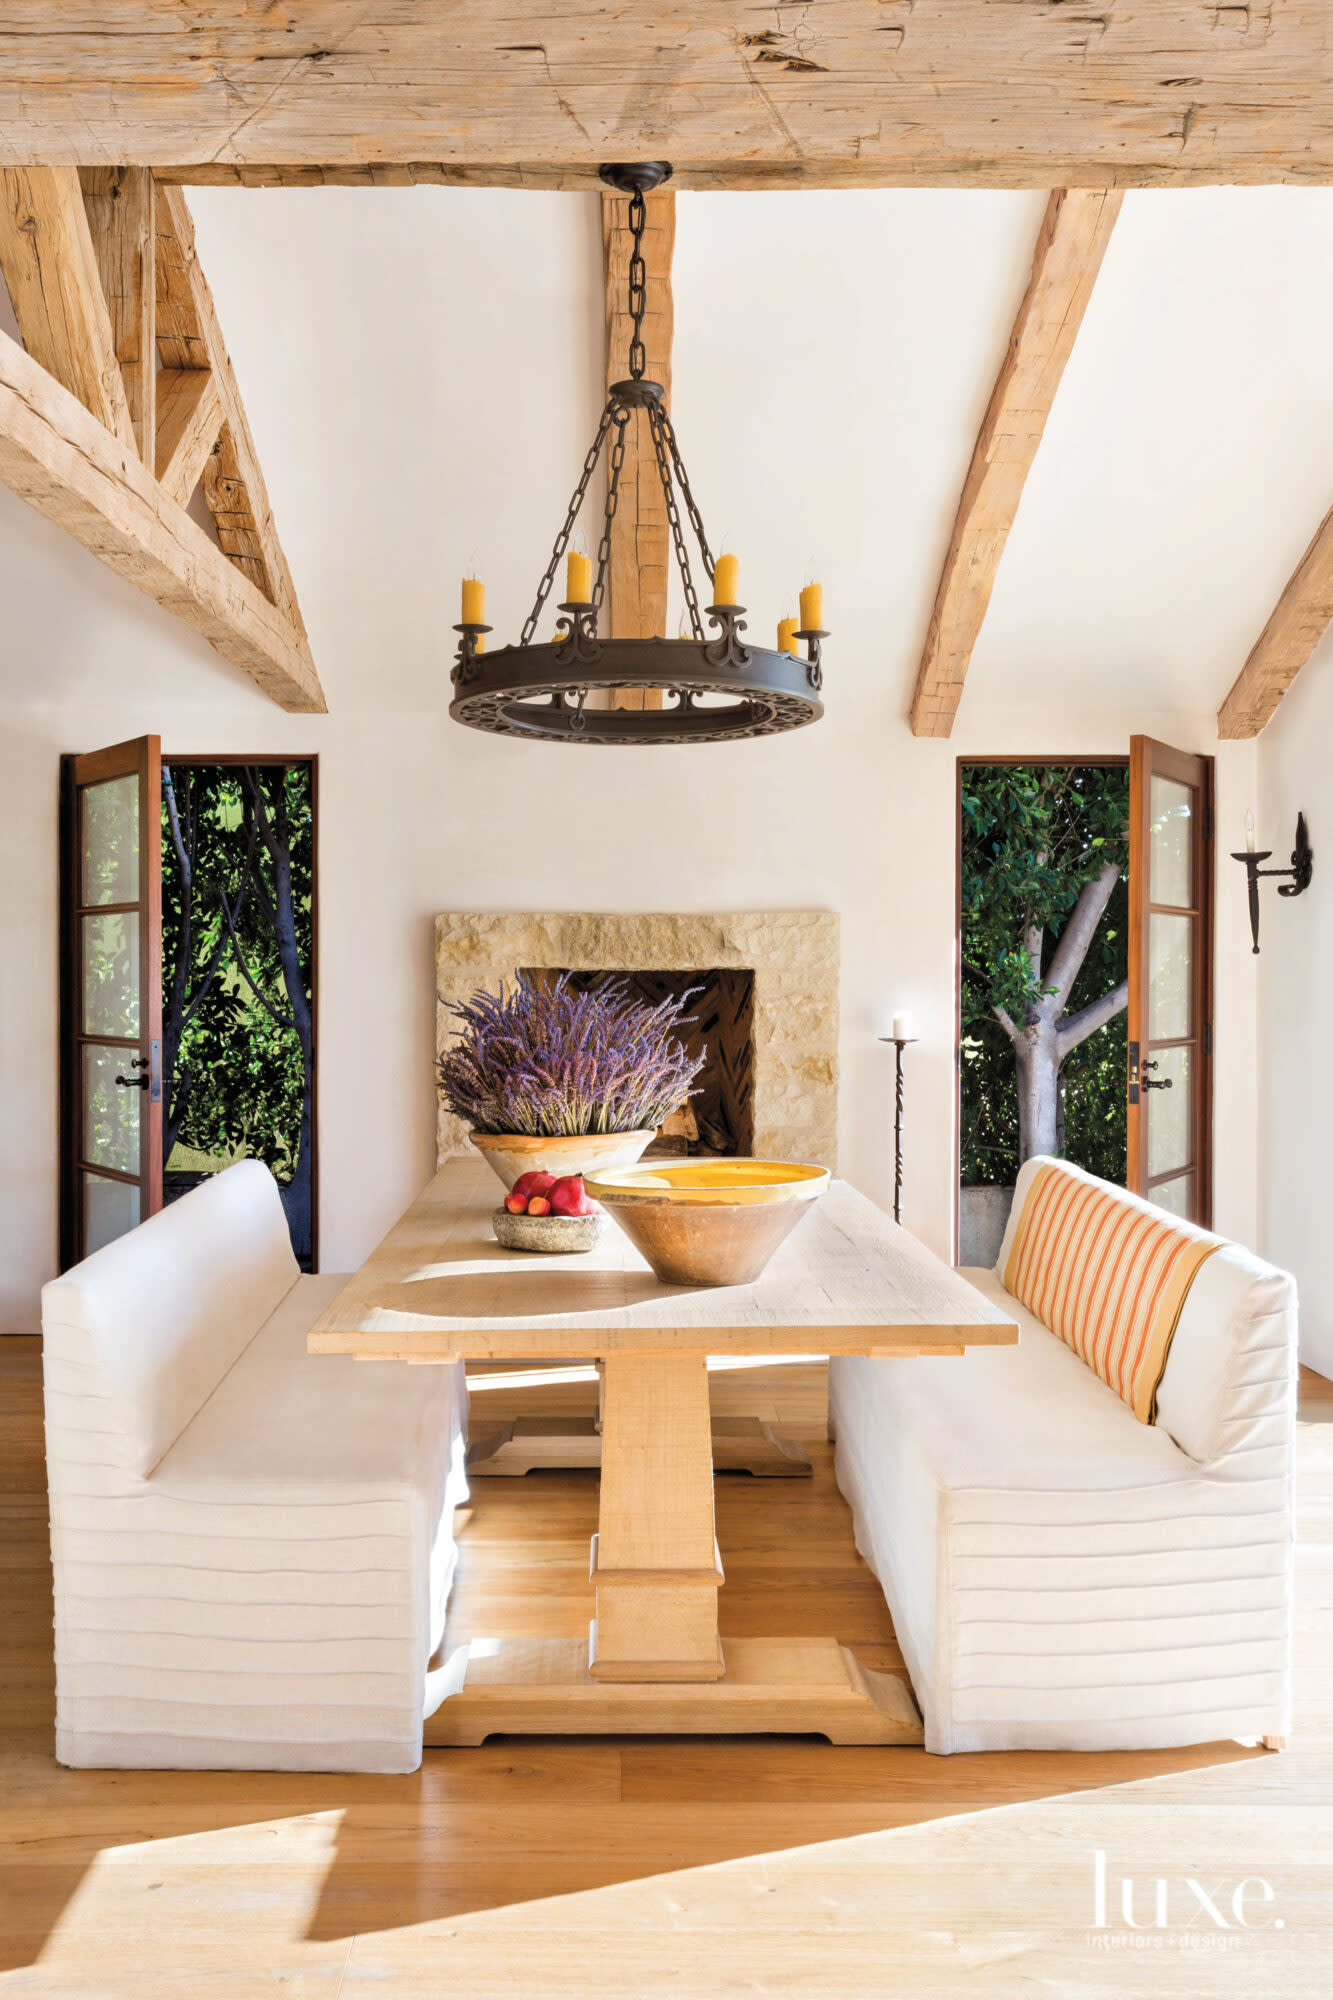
[178,181,1333,733]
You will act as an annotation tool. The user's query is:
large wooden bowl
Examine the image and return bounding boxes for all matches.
[583,1159,830,1287]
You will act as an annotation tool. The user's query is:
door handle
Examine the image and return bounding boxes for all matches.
[115,1056,149,1090]
[1141,1060,1173,1091]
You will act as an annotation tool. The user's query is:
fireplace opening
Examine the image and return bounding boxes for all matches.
[521,968,756,1157]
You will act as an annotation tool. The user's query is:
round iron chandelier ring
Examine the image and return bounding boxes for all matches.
[450,611,825,746]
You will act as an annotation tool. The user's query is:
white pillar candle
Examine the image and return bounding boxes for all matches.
[1245,809,1257,853]
[892,1010,913,1041]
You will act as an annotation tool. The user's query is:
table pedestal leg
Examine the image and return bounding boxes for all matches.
[426,1350,924,1746]
[590,1353,724,1682]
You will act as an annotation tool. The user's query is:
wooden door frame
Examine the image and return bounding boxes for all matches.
[1127,737,1215,1228]
[160,752,320,1272]
[58,736,163,1270]
[953,755,1130,1265]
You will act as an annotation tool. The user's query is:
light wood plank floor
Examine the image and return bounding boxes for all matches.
[2,1340,1330,1997]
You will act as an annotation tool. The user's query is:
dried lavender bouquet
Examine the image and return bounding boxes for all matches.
[438,972,705,1137]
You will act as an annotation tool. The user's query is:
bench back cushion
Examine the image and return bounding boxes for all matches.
[998,1157,1295,1462]
[41,1161,298,1477]
[1000,1157,1220,1426]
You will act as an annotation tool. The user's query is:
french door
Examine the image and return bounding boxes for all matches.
[59,736,163,1266]
[1127,736,1214,1226]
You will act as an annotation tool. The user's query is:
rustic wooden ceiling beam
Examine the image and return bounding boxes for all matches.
[151,159,1333,195]
[604,187,675,712]
[154,364,223,505]
[1217,505,1333,738]
[910,188,1122,739]
[4,4,1331,185]
[0,168,137,451]
[0,323,324,711]
[79,166,156,465]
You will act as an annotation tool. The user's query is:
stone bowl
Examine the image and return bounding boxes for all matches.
[583,1159,830,1287]
[491,1205,609,1254]
[469,1128,656,1192]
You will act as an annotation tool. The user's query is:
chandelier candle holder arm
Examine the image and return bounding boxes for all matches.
[449,161,828,747]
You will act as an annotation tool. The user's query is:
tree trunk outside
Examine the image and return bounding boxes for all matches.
[1014,1018,1062,1161]
[999,862,1129,1167]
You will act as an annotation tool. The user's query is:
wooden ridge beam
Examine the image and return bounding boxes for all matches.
[3,5,1332,186]
[911,189,1122,738]
[1218,504,1333,739]
[0,168,136,451]
[0,323,324,713]
[153,158,1333,194]
[604,187,674,712]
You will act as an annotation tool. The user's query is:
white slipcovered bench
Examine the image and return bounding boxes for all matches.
[41,1161,468,1773]
[831,1158,1296,1754]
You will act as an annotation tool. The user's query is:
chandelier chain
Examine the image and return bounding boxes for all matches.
[654,404,716,583]
[647,401,704,640]
[627,190,648,381]
[520,406,613,645]
[593,409,630,613]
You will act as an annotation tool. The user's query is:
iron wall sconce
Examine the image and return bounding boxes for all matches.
[1231,813,1313,955]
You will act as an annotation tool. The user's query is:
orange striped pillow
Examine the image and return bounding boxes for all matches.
[1002,1163,1220,1424]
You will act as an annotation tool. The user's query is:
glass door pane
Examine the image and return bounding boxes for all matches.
[60,739,162,1268]
[82,910,140,1037]
[81,773,139,906]
[1149,775,1194,908]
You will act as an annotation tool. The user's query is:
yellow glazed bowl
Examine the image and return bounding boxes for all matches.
[583,1159,830,1286]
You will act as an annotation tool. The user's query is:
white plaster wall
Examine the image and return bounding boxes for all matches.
[0,186,1261,1331]
[1256,630,1333,1377]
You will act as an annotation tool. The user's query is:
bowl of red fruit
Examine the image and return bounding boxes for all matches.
[491,1170,608,1253]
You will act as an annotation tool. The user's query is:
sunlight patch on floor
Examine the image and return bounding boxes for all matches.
[11,1810,347,1995]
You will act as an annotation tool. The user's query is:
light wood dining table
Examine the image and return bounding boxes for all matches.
[309,1157,1019,1746]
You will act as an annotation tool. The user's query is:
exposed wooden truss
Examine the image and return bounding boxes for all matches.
[6,5,1333,187]
[0,168,137,452]
[910,189,1122,738]
[0,326,322,709]
[79,167,155,461]
[1217,505,1333,738]
[604,188,674,712]
[154,364,223,505]
[0,167,320,711]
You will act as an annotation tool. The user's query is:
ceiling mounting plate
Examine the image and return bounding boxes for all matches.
[598,162,674,195]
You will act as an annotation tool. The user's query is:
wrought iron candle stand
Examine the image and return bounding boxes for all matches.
[448,160,828,746]
[878,1035,918,1224]
[1230,813,1313,955]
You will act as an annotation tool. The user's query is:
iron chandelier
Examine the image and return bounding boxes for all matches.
[450,162,828,745]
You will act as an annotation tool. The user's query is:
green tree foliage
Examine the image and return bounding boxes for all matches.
[960,763,1130,1187]
[160,764,313,1260]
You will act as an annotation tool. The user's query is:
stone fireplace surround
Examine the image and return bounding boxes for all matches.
[435,911,839,1170]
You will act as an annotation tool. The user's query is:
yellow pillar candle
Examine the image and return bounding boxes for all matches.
[461,577,485,625]
[799,582,823,631]
[777,617,799,657]
[713,553,740,605]
[567,551,592,603]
